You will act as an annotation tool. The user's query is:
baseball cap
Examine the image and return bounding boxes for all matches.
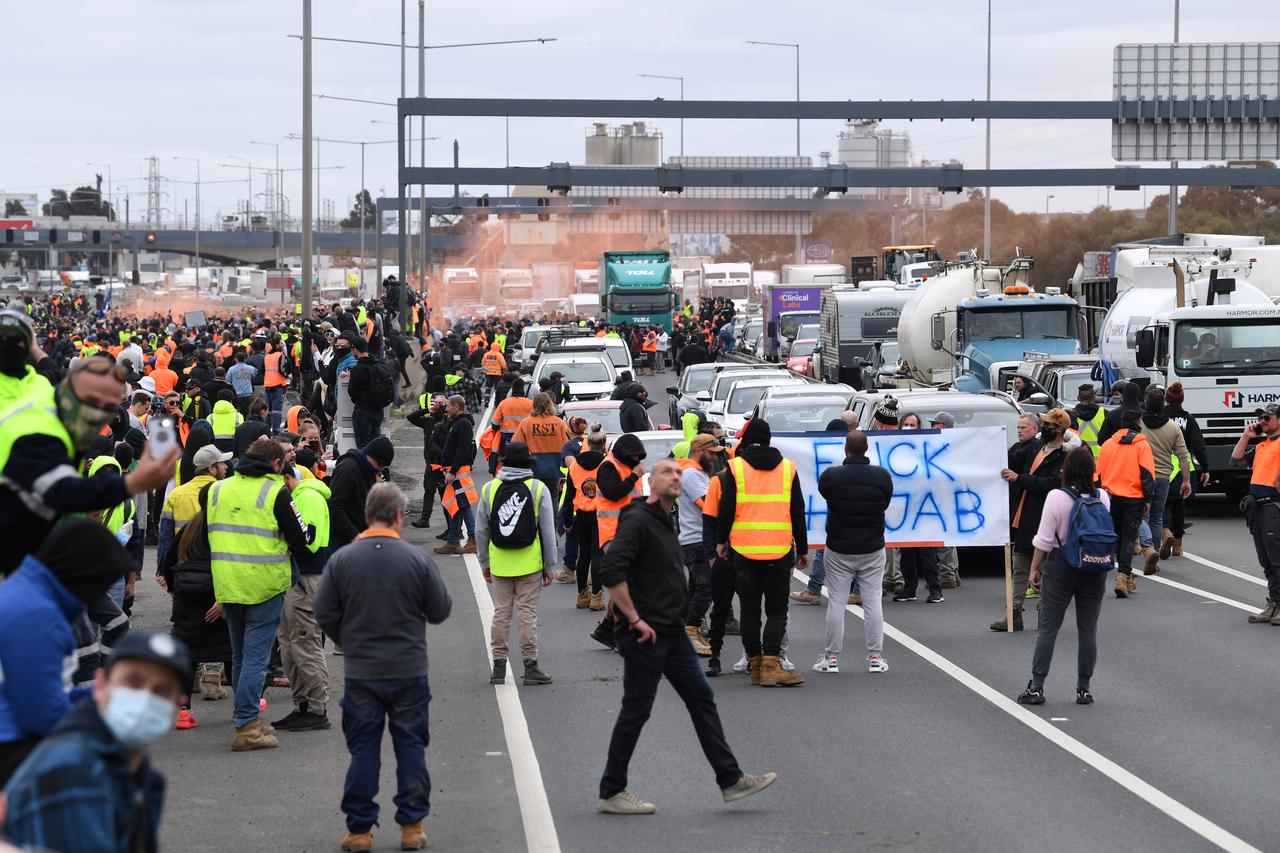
[107,630,193,695]
[192,445,232,470]
[690,433,726,453]
[1041,408,1072,431]
[930,411,956,428]
[1255,403,1280,418]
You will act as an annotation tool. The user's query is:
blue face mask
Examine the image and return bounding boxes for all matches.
[102,686,175,749]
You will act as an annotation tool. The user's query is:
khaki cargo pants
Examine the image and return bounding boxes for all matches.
[491,572,543,664]
[277,575,329,714]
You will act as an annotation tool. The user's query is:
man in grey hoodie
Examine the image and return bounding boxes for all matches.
[477,441,559,687]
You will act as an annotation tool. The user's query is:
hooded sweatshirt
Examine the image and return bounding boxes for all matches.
[1164,402,1210,471]
[618,383,651,434]
[1097,382,1142,446]
[474,465,558,572]
[1140,407,1192,481]
[715,442,808,556]
[291,476,332,574]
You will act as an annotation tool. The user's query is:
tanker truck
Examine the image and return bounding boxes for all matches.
[897,252,1084,392]
[1098,250,1280,495]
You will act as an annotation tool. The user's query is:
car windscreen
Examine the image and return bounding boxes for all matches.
[682,368,717,395]
[727,385,773,414]
[521,329,545,349]
[779,312,818,340]
[789,340,815,357]
[638,434,682,461]
[540,360,610,383]
[713,371,784,402]
[568,407,622,433]
[760,399,850,431]
[895,399,1017,446]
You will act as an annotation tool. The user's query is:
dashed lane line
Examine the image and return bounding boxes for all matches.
[464,553,561,853]
[795,569,1262,853]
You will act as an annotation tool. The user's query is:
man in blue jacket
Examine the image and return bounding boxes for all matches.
[0,519,132,787]
[3,630,192,853]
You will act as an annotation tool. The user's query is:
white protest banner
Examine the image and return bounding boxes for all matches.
[770,426,1011,548]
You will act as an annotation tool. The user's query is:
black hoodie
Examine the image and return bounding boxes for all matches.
[716,443,808,555]
[1097,382,1143,446]
[1164,402,1210,470]
[596,497,688,636]
[597,434,646,502]
[619,385,651,434]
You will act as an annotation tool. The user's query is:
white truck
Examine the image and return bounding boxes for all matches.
[781,263,846,285]
[699,262,754,310]
[1099,250,1280,494]
[814,281,916,388]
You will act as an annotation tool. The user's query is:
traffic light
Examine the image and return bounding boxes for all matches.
[92,230,101,244]
[536,197,550,222]
[4,230,13,244]
[475,195,490,222]
[48,228,58,244]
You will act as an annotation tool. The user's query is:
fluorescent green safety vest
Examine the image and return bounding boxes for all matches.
[87,456,134,536]
[0,365,52,408]
[445,374,462,387]
[0,386,74,521]
[206,473,292,605]
[209,406,243,441]
[1077,408,1105,458]
[481,477,545,577]
[494,333,507,352]
[419,392,433,410]
[290,477,331,553]
[1170,451,1195,482]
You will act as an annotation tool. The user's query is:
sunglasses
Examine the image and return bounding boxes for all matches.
[1261,415,1276,422]
[71,356,128,384]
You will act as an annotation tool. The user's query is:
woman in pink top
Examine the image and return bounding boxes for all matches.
[1017,447,1113,708]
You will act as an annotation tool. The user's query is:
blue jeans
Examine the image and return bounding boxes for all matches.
[447,494,476,546]
[601,629,741,798]
[352,407,384,450]
[223,593,285,727]
[805,549,826,595]
[1139,478,1172,548]
[107,577,125,609]
[265,386,285,434]
[341,677,432,834]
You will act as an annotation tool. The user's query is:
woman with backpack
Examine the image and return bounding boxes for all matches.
[1017,447,1117,707]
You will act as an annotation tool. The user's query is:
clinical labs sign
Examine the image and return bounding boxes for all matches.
[772,427,1011,548]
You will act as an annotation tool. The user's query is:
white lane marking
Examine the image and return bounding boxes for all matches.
[1051,717,1070,722]
[1139,573,1259,613]
[465,553,561,853]
[1180,551,1268,588]
[795,569,1262,853]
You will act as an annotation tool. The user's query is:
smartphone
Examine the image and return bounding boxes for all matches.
[1254,423,1265,436]
[149,416,178,460]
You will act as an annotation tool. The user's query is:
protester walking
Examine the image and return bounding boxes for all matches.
[563,422,607,611]
[477,442,558,687]
[1016,448,1116,705]
[436,395,479,555]
[813,430,893,674]
[1135,385,1192,574]
[1096,409,1155,598]
[595,458,777,814]
[1160,381,1210,558]
[315,483,452,852]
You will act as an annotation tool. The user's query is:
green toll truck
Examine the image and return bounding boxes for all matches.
[599,250,675,331]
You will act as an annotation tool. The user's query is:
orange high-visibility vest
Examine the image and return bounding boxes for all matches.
[482,349,505,376]
[264,352,288,388]
[1096,429,1155,500]
[642,333,657,353]
[492,396,532,434]
[567,457,601,513]
[595,455,644,546]
[727,455,796,560]
[441,466,478,517]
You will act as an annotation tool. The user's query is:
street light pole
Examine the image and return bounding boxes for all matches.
[983,0,992,260]
[1169,0,1180,236]
[1045,194,1054,218]
[637,74,685,156]
[171,156,201,292]
[417,0,425,324]
[249,140,282,270]
[747,41,800,156]
[226,154,253,230]
[302,0,313,318]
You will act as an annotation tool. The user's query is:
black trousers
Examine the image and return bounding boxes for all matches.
[1245,498,1280,601]
[900,547,941,595]
[599,629,741,799]
[1108,495,1145,575]
[683,544,713,628]
[732,551,792,658]
[705,556,737,658]
[572,512,601,594]
[421,464,441,523]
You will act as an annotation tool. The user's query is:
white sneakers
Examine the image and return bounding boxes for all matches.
[732,653,750,673]
[867,654,889,673]
[597,790,656,815]
[812,655,839,673]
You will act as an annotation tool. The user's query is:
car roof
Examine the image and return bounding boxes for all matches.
[563,400,622,410]
[857,389,1020,410]
[762,385,852,399]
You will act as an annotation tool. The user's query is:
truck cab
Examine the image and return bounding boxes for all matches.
[945,286,1082,393]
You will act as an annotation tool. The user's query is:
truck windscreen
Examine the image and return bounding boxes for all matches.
[610,291,671,314]
[1173,318,1280,376]
[964,308,1073,342]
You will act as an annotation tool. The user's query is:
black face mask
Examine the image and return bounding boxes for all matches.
[334,347,351,358]
[1039,427,1059,441]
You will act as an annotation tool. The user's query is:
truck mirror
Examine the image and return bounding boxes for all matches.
[1135,328,1156,369]
[1027,392,1053,407]
[930,312,946,351]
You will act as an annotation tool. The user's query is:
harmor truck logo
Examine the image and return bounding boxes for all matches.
[1223,390,1280,408]
[1225,391,1242,408]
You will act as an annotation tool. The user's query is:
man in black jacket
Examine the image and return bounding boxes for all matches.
[994,408,1068,631]
[595,458,777,815]
[610,371,634,401]
[406,379,449,529]
[327,435,395,551]
[347,339,386,450]
[814,430,893,674]
[435,395,478,555]
[618,383,651,434]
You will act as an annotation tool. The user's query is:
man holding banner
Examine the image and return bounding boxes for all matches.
[716,418,808,688]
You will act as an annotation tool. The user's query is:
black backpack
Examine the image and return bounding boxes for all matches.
[486,479,540,550]
[366,359,398,409]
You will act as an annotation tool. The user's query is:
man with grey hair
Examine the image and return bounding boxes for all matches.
[315,482,453,852]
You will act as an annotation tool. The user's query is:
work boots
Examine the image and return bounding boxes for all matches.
[1141,547,1161,576]
[1159,528,1175,560]
[749,655,763,686]
[1115,572,1130,598]
[231,719,279,752]
[339,831,373,852]
[399,821,427,850]
[686,625,712,657]
[989,611,1025,632]
[1250,600,1280,624]
[199,663,227,701]
[589,591,606,611]
[758,655,805,687]
[575,589,591,609]
[1172,537,1184,557]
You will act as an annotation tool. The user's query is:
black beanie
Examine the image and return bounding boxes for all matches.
[363,435,395,467]
[35,518,135,606]
[739,417,772,448]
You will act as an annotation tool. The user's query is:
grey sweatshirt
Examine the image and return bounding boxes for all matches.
[314,533,452,679]
[475,466,559,572]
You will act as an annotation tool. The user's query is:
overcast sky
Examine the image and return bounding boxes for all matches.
[4,0,1276,226]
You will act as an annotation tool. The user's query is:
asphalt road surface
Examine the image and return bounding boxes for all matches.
[133,365,1278,853]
